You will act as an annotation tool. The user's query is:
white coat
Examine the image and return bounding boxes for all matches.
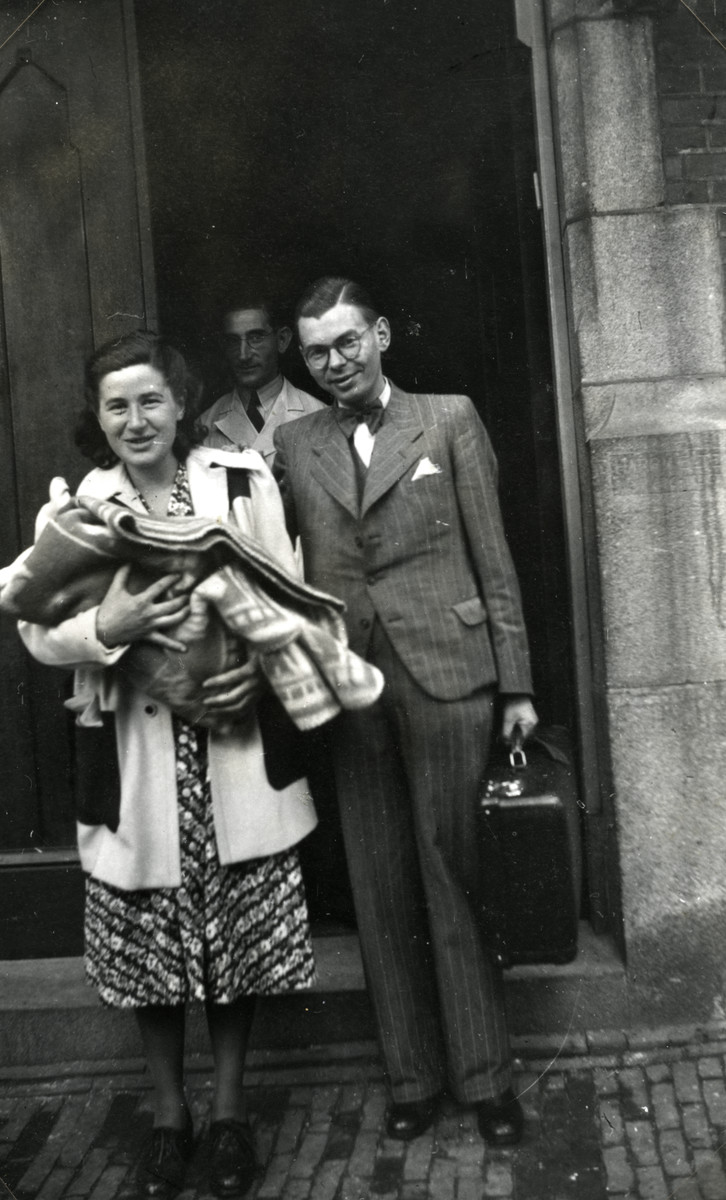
[200,378,325,463]
[18,448,317,891]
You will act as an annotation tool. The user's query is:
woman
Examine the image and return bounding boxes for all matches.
[19,332,317,1200]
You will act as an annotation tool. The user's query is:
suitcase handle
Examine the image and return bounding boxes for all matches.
[509,723,527,770]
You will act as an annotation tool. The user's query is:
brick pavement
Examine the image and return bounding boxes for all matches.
[5,1027,726,1199]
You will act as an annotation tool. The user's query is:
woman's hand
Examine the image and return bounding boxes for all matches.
[201,660,266,721]
[96,563,191,652]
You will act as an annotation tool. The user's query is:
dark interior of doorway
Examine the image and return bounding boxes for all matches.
[134,0,575,926]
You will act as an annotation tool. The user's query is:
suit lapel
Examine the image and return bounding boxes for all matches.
[361,386,424,516]
[213,396,255,449]
[311,411,360,520]
[253,380,300,462]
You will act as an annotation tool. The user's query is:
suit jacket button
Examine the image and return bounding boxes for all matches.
[360,617,371,629]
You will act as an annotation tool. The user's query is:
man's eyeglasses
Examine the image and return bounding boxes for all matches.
[224,330,274,349]
[301,321,379,370]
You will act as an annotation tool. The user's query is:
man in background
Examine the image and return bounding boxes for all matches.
[201,299,324,462]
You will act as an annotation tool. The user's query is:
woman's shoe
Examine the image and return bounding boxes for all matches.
[208,1118,258,1198]
[136,1121,194,1199]
[475,1089,524,1147]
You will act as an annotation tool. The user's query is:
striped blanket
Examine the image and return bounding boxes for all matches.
[1,495,383,730]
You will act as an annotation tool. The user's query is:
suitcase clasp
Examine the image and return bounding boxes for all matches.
[484,776,524,799]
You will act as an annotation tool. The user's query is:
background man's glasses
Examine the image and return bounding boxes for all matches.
[225,330,274,350]
[301,321,378,370]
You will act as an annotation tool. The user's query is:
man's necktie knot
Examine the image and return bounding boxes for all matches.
[335,400,385,439]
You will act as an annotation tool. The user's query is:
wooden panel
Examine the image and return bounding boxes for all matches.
[0,859,84,958]
[0,56,93,542]
[0,55,89,845]
[0,2,156,944]
[0,623,39,847]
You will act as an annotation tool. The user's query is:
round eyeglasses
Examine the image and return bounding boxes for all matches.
[300,320,379,370]
[224,329,274,350]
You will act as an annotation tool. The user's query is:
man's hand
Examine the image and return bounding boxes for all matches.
[201,659,265,720]
[96,563,190,652]
[501,696,538,745]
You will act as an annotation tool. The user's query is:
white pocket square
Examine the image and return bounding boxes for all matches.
[411,456,443,481]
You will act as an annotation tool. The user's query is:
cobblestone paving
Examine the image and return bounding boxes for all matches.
[5,1027,726,1198]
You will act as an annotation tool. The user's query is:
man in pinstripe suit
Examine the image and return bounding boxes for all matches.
[273,277,538,1145]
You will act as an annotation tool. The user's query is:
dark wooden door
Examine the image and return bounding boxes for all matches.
[0,0,155,956]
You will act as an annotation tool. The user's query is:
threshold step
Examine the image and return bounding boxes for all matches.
[0,925,627,1069]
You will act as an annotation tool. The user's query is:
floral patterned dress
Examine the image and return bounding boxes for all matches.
[85,464,315,1007]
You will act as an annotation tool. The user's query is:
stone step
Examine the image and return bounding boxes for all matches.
[0,924,626,1069]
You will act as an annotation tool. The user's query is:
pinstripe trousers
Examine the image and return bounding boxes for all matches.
[331,620,512,1105]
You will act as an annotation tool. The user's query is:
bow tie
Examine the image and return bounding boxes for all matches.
[335,399,385,439]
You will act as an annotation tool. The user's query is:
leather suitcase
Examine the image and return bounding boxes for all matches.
[476,725,583,968]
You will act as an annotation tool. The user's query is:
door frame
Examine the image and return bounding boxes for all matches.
[514,0,620,937]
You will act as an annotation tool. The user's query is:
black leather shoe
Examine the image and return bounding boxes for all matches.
[208,1118,257,1198]
[136,1121,194,1199]
[476,1089,524,1147]
[386,1095,440,1141]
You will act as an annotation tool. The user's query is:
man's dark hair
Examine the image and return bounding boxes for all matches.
[294,277,380,332]
[221,298,289,332]
[75,330,205,468]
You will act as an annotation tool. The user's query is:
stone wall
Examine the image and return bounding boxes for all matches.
[654,0,726,316]
[655,0,726,207]
[546,0,726,1020]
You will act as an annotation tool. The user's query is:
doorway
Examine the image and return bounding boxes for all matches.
[0,0,585,953]
[133,0,576,926]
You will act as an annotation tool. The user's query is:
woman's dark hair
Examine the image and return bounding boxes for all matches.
[294,277,380,333]
[75,330,205,468]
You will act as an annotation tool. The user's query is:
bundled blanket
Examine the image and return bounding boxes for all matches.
[1,494,383,729]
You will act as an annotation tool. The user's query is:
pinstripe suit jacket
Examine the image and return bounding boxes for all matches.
[273,384,533,701]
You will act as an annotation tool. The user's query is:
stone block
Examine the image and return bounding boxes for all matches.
[590,431,726,686]
[665,178,710,203]
[697,1059,724,1079]
[583,378,726,442]
[658,1127,690,1176]
[551,16,662,216]
[552,18,657,218]
[600,1098,625,1145]
[684,151,726,178]
[588,1028,628,1054]
[693,1149,726,1199]
[566,209,725,382]
[672,1062,702,1104]
[636,1166,669,1198]
[607,684,726,1021]
[549,0,618,25]
[629,1025,698,1050]
[646,1063,671,1083]
[702,1077,726,1126]
[602,1145,635,1192]
[682,1105,714,1150]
